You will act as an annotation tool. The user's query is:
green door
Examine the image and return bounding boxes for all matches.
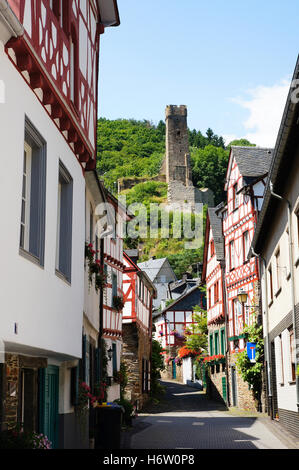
[39,366,59,449]
[172,360,176,379]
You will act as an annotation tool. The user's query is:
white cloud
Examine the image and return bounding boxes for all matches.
[233,79,290,147]
[222,133,238,145]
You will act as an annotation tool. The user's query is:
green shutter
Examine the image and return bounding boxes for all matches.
[209,334,213,355]
[220,329,225,355]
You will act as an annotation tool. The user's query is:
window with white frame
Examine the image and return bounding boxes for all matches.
[229,241,235,270]
[288,327,296,382]
[20,118,47,265]
[233,298,242,336]
[243,231,249,263]
[275,248,281,292]
[268,264,273,302]
[56,161,73,282]
[275,334,284,385]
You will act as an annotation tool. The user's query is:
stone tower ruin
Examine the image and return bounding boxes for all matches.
[162,105,214,209]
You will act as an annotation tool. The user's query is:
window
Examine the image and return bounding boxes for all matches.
[50,0,69,33]
[233,183,238,210]
[210,240,215,257]
[289,327,296,382]
[112,272,118,307]
[208,288,212,308]
[56,161,73,282]
[275,249,281,291]
[20,118,46,265]
[215,331,219,355]
[220,329,225,355]
[243,231,249,263]
[214,282,219,303]
[89,203,94,245]
[277,334,284,385]
[233,299,242,336]
[268,264,273,302]
[229,241,235,270]
[209,334,213,356]
[70,26,78,107]
[112,343,117,375]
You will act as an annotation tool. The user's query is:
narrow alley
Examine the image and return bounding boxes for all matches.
[122,381,292,450]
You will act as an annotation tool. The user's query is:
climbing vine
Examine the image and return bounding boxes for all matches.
[235,317,264,405]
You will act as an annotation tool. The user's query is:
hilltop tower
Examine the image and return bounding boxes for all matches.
[165,105,193,186]
[163,105,214,209]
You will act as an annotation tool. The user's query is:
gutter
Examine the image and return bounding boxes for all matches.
[0,0,24,41]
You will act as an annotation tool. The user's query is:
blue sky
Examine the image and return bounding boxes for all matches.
[98,0,299,146]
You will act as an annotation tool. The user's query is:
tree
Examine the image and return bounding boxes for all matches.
[191,145,229,204]
[184,304,208,353]
[151,339,166,398]
[227,138,256,148]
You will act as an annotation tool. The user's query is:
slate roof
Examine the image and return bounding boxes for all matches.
[231,146,273,178]
[137,257,174,283]
[208,207,224,261]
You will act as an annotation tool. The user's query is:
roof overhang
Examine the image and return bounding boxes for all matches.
[0,0,24,44]
[97,0,120,27]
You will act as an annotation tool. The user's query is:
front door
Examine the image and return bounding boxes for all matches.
[172,360,176,379]
[39,366,59,449]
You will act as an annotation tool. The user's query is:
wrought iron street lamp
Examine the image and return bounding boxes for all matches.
[107,346,113,361]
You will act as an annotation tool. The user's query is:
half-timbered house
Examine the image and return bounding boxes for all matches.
[122,252,156,409]
[223,146,273,410]
[202,206,228,404]
[154,285,206,383]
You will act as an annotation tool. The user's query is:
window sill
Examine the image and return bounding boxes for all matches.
[19,247,43,269]
[288,381,296,385]
[275,287,282,298]
[55,269,71,286]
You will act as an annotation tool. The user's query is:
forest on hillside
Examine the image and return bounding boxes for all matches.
[96,118,255,276]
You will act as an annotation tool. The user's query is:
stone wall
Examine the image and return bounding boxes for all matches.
[5,354,20,429]
[208,363,227,404]
[228,352,257,411]
[122,322,151,410]
[118,174,166,193]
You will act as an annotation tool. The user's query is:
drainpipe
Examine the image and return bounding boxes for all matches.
[220,259,230,408]
[251,247,273,418]
[269,182,299,410]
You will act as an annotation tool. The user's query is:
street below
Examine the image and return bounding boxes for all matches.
[122,380,290,449]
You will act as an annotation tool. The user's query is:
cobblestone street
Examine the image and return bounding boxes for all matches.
[122,381,294,450]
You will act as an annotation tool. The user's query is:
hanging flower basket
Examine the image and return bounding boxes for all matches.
[85,243,107,292]
[178,345,201,359]
[203,354,225,365]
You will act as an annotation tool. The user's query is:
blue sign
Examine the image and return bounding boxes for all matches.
[247,342,256,363]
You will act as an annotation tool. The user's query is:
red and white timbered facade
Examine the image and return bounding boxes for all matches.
[154,286,206,349]
[4,0,119,170]
[123,252,156,335]
[102,192,129,341]
[223,147,272,353]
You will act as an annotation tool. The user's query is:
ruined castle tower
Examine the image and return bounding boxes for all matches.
[165,105,193,186]
[163,105,214,209]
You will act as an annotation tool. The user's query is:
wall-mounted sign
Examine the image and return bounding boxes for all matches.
[247,342,256,363]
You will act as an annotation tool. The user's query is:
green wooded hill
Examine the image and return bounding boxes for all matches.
[96,118,255,276]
